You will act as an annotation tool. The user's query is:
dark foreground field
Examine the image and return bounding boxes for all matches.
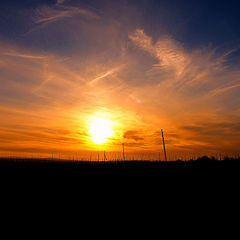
[0,156,240,169]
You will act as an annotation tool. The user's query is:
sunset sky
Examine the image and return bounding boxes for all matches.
[1,0,240,159]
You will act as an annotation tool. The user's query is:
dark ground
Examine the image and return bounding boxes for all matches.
[0,156,240,169]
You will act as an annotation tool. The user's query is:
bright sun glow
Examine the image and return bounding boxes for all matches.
[89,117,113,144]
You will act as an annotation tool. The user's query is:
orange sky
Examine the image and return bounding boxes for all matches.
[1,0,240,159]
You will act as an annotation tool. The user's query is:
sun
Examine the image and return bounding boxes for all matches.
[89,117,113,144]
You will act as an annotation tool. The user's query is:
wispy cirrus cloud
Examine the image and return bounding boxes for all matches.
[129,28,240,98]
[34,3,99,25]
[89,65,125,86]
[209,83,240,97]
[2,52,46,59]
[129,29,189,76]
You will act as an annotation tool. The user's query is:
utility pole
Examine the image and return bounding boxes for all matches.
[161,129,167,161]
[122,143,125,161]
[104,151,107,161]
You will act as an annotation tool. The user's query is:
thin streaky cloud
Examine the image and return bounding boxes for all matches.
[34,5,100,25]
[2,52,46,59]
[209,83,240,97]
[89,66,125,86]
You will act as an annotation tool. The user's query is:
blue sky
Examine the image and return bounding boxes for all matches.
[0,0,240,157]
[1,0,240,50]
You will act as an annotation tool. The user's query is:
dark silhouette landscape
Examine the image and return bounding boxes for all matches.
[1,156,239,169]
